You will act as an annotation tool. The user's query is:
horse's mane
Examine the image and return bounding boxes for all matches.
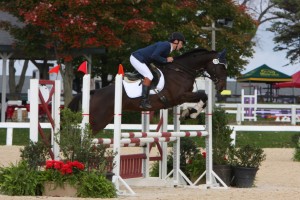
[175,48,214,59]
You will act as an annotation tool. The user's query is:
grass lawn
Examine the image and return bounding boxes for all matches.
[0,128,51,146]
[235,131,298,148]
[0,127,298,148]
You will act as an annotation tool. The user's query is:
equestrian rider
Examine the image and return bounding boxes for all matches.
[130,32,185,109]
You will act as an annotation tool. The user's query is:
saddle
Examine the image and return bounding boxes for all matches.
[124,63,168,107]
[124,63,161,89]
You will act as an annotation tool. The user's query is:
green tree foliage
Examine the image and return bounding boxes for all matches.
[269,0,300,64]
[1,0,257,99]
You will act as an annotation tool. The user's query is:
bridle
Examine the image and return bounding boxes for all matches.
[199,58,227,84]
[166,51,227,85]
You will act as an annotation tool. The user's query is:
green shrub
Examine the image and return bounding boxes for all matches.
[212,107,234,165]
[77,171,117,198]
[0,161,42,196]
[231,144,266,168]
[20,140,50,170]
[150,137,202,179]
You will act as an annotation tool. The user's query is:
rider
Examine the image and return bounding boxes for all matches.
[130,32,185,109]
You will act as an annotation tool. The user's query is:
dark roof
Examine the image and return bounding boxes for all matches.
[0,11,105,59]
[0,11,24,46]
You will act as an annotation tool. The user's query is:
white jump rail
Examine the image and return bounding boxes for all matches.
[0,122,52,146]
[229,125,300,146]
[216,103,300,125]
[0,123,206,146]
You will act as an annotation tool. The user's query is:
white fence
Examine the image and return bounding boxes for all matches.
[229,125,300,145]
[0,122,52,145]
[216,103,300,125]
[0,123,205,146]
[1,122,300,146]
[2,100,300,146]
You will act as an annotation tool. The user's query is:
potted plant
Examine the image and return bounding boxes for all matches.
[0,108,117,198]
[41,159,116,198]
[231,144,266,188]
[211,107,235,186]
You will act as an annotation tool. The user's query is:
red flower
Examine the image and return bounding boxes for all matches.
[53,161,64,170]
[61,163,73,175]
[202,152,206,158]
[72,161,85,170]
[45,160,85,175]
[45,160,55,169]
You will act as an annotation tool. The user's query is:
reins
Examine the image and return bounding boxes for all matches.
[167,62,198,78]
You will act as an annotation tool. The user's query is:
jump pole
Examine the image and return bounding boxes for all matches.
[141,111,150,178]
[197,78,227,188]
[81,74,90,136]
[112,73,135,195]
[29,79,61,160]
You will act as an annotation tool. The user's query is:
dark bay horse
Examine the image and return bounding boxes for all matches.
[68,48,227,133]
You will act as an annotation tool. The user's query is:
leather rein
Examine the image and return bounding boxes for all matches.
[167,59,226,84]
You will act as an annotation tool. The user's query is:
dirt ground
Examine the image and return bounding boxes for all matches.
[0,146,299,200]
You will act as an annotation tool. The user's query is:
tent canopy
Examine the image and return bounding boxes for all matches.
[275,70,300,88]
[237,64,292,83]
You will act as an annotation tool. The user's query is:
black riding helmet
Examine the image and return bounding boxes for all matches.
[168,32,186,44]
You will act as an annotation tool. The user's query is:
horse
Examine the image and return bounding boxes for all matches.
[68,48,228,134]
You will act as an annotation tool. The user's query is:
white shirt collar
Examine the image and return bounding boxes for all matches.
[170,43,173,52]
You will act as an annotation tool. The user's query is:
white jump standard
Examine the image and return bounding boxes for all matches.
[106,74,227,195]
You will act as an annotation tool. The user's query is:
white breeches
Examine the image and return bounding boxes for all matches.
[130,55,153,80]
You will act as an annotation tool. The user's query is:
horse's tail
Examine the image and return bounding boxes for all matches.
[67,90,96,112]
[68,93,82,112]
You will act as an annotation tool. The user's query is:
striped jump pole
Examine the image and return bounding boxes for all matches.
[102,143,147,148]
[93,137,177,144]
[121,131,208,138]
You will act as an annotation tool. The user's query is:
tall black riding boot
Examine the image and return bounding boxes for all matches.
[140,85,152,109]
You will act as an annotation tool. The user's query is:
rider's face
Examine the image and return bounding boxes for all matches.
[174,40,184,50]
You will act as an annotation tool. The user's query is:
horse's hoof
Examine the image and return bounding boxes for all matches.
[139,104,152,109]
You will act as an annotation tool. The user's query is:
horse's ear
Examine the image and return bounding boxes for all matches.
[218,48,226,59]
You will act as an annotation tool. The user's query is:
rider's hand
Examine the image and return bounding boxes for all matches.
[167,57,174,62]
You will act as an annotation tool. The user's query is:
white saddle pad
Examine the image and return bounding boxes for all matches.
[123,69,165,98]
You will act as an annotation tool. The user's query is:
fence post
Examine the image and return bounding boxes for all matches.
[29,79,39,142]
[291,105,296,125]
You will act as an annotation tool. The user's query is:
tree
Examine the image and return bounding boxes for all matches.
[237,0,279,28]
[1,0,149,105]
[8,59,28,100]
[102,0,257,78]
[1,0,258,103]
[268,0,300,64]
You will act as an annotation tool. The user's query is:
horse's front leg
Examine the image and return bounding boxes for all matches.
[179,90,208,120]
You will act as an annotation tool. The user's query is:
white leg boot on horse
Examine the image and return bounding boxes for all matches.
[190,100,206,118]
[140,77,152,109]
[180,100,206,121]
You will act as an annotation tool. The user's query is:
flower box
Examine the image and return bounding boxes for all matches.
[43,182,77,197]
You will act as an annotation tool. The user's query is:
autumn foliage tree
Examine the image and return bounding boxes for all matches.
[1,0,257,104]
[1,0,155,104]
